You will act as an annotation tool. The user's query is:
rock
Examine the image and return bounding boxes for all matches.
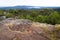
[0,23,15,40]
[0,16,6,21]
[0,18,60,40]
[2,18,32,32]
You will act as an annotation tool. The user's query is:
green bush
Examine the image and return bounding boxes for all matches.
[47,11,60,25]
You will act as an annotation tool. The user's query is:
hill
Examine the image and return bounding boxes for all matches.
[0,6,60,10]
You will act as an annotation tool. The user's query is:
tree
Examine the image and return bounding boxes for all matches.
[0,10,3,16]
[30,11,37,17]
[25,15,33,20]
[35,15,46,23]
[47,11,60,25]
[5,13,13,18]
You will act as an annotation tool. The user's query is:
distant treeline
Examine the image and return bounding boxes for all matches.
[0,8,60,25]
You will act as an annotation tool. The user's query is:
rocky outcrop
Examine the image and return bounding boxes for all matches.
[0,16,6,21]
[0,18,60,40]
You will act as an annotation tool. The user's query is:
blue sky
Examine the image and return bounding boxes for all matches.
[0,0,60,7]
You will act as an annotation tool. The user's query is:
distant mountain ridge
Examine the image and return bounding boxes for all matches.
[0,6,40,10]
[0,6,60,10]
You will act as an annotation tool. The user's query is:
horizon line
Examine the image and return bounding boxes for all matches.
[0,5,60,7]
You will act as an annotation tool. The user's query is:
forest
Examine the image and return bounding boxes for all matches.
[0,8,60,25]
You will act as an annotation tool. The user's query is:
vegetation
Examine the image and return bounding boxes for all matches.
[0,8,60,25]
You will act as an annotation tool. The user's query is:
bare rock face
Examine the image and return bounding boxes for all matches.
[54,25,60,40]
[0,23,15,40]
[2,18,32,32]
[0,18,60,40]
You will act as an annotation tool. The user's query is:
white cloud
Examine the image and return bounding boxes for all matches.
[0,0,60,7]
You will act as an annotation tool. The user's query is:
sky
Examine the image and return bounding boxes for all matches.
[0,0,60,7]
